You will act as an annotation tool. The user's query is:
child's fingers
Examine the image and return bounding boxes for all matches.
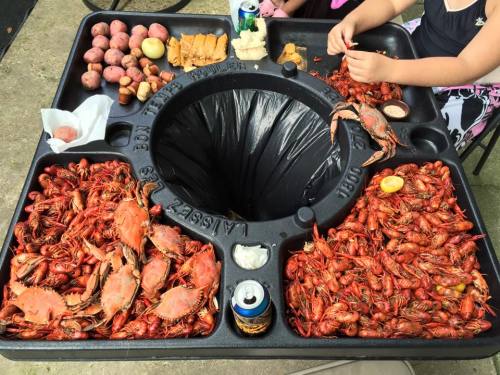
[327,31,344,55]
[345,49,369,60]
[346,56,364,69]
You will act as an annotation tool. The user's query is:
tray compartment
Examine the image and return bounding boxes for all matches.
[278,157,500,349]
[266,19,440,124]
[53,12,234,118]
[0,152,226,345]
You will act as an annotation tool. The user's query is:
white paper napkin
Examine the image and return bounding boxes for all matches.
[42,95,114,153]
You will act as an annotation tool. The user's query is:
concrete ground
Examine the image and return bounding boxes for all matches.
[0,0,498,374]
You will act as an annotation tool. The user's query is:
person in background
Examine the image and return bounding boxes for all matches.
[260,0,362,18]
[327,0,500,152]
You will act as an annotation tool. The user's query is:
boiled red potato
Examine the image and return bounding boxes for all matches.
[53,126,78,142]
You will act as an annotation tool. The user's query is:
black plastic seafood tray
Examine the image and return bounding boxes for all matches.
[0,12,499,360]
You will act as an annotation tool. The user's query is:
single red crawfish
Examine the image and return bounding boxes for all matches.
[458,240,478,257]
[333,311,360,323]
[341,221,366,233]
[357,208,368,224]
[410,299,434,311]
[317,320,340,336]
[386,238,400,253]
[397,277,420,290]
[310,294,325,322]
[390,293,410,315]
[358,328,386,338]
[462,255,477,273]
[413,260,441,274]
[470,270,489,296]
[367,212,378,231]
[359,315,379,329]
[464,319,492,334]
[366,271,382,291]
[382,272,394,297]
[312,224,333,258]
[328,257,351,272]
[440,298,460,314]
[339,273,356,286]
[419,253,452,266]
[405,231,430,246]
[380,251,403,277]
[292,318,312,337]
[396,252,416,264]
[400,308,431,323]
[423,213,443,226]
[338,254,383,275]
[432,275,462,287]
[372,312,389,322]
[394,320,423,337]
[459,294,475,320]
[111,309,130,333]
[430,229,449,248]
[439,220,474,232]
[382,227,402,239]
[322,302,349,320]
[339,322,358,337]
[394,163,418,175]
[425,325,459,339]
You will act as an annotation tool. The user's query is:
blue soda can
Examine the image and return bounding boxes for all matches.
[238,0,259,32]
[231,279,272,336]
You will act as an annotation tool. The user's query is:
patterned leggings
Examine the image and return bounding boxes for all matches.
[404,18,500,152]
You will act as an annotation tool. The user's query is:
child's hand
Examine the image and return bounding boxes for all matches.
[327,20,356,55]
[345,49,395,83]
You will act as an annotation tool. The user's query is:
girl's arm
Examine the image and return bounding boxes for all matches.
[346,4,500,86]
[280,0,307,16]
[344,0,416,34]
[328,0,416,54]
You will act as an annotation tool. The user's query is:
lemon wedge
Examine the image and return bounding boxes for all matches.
[380,175,404,193]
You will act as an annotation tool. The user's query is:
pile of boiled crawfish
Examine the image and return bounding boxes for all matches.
[310,57,403,105]
[0,159,221,340]
[285,161,494,339]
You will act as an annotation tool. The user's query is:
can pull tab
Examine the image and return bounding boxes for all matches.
[244,287,257,305]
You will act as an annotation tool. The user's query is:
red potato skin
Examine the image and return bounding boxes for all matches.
[103,66,125,83]
[104,48,125,66]
[126,67,145,83]
[148,23,169,43]
[83,47,104,63]
[131,24,148,38]
[92,35,109,50]
[87,63,103,74]
[121,55,138,69]
[110,19,127,36]
[91,22,109,37]
[128,34,145,50]
[109,32,129,51]
[81,70,101,90]
[53,126,78,142]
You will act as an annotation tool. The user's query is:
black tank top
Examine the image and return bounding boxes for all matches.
[412,0,487,58]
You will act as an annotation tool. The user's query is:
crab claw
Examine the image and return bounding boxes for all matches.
[361,150,386,167]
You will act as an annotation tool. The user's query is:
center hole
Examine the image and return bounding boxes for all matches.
[152,86,345,221]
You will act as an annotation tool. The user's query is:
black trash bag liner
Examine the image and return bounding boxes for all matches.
[153,89,342,221]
